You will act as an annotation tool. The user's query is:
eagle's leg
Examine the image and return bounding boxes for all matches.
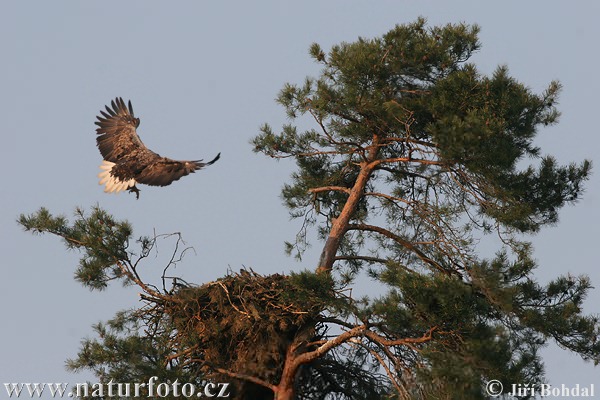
[128,185,141,200]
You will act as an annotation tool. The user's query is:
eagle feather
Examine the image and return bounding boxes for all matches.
[95,97,220,197]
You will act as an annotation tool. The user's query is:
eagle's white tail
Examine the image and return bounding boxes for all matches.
[98,160,136,193]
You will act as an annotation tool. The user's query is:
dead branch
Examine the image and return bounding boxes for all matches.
[213,367,277,393]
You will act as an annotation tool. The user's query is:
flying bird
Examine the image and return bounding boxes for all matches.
[95,97,220,198]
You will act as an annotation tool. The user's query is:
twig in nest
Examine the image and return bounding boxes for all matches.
[217,281,251,319]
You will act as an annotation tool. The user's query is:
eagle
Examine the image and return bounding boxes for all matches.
[95,97,220,198]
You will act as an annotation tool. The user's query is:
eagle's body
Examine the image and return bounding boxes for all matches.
[95,98,219,198]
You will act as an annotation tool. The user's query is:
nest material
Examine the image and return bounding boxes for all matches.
[168,269,327,384]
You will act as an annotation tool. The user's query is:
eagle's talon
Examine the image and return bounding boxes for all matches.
[128,185,140,200]
[95,97,220,199]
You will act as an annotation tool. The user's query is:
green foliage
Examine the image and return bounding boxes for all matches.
[296,345,391,400]
[66,310,198,397]
[252,18,598,398]
[19,18,600,400]
[19,206,134,290]
[253,18,590,258]
[368,247,600,398]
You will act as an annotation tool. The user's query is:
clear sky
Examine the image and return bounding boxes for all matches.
[1,1,598,395]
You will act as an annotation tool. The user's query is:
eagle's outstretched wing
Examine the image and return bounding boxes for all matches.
[135,153,221,187]
[95,97,220,196]
[95,97,148,162]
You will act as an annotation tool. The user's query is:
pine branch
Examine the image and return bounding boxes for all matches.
[333,255,389,265]
[308,186,351,195]
[346,223,452,276]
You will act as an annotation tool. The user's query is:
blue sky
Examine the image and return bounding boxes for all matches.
[1,1,598,395]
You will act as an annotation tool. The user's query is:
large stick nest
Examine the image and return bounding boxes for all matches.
[166,269,333,385]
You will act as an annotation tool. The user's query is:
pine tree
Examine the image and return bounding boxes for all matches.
[252,18,598,398]
[19,19,599,400]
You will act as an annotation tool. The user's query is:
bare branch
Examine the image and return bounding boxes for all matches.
[334,255,389,265]
[309,186,351,195]
[346,223,453,276]
[363,326,437,347]
[212,367,277,392]
[372,157,445,167]
[291,325,367,367]
[361,343,411,400]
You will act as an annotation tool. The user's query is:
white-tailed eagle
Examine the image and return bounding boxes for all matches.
[95,98,220,198]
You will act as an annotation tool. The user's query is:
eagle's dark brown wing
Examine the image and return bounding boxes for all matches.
[135,153,221,187]
[95,97,220,195]
[95,97,148,162]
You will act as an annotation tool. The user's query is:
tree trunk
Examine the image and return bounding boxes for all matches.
[316,161,375,274]
[275,386,295,400]
[275,344,299,400]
